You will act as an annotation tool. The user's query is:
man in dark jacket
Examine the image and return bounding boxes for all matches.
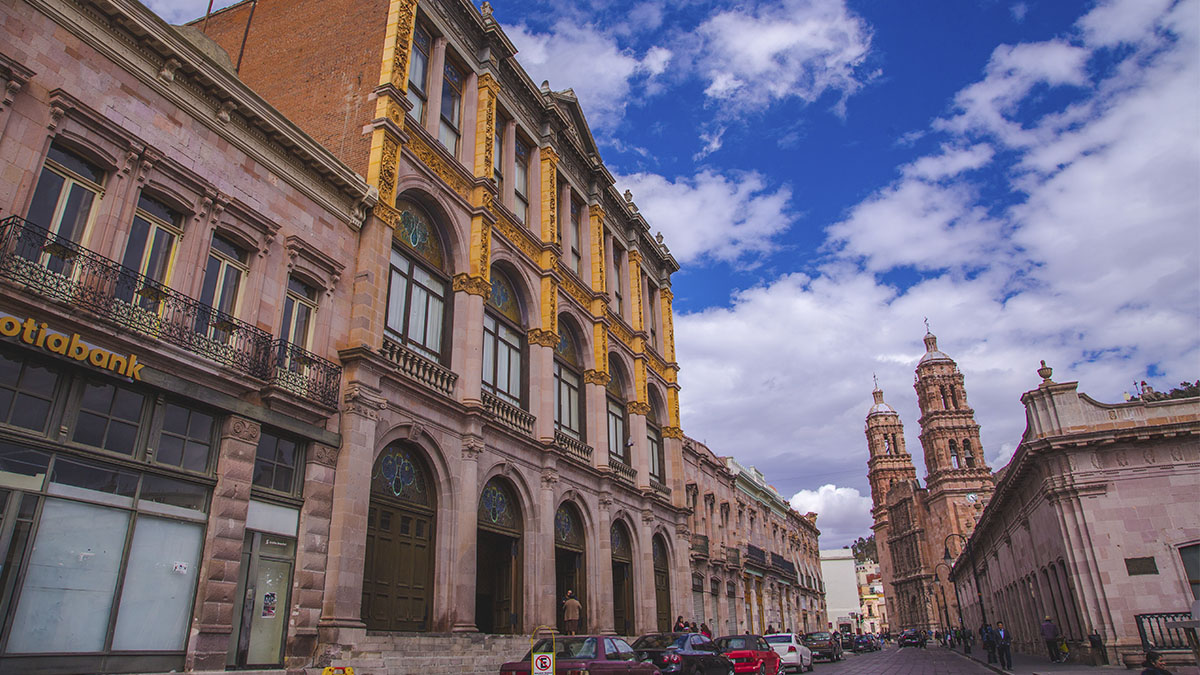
[1041,616,1062,662]
[995,621,1013,670]
[981,623,997,664]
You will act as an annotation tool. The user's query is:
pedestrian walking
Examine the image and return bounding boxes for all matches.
[1041,616,1062,662]
[981,623,997,664]
[995,621,1013,670]
[962,627,973,656]
[1140,650,1173,675]
[562,590,582,635]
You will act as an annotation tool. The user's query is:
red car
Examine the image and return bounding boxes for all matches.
[499,635,659,674]
[713,635,781,675]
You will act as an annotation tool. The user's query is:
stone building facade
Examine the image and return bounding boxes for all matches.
[866,331,996,633]
[681,439,826,636]
[857,561,888,634]
[0,1,372,673]
[949,364,1200,667]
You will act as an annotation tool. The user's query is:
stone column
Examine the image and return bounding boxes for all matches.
[451,286,486,403]
[285,442,337,670]
[533,469,558,630]
[185,416,258,671]
[636,512,656,634]
[529,340,555,442]
[584,377,607,468]
[594,494,616,634]
[425,37,447,139]
[319,382,385,641]
[451,436,483,632]
[627,406,648,488]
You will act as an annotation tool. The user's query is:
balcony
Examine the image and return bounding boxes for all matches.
[554,430,594,466]
[725,547,741,568]
[771,552,797,577]
[746,544,767,567]
[691,534,709,558]
[648,476,671,498]
[482,391,535,437]
[268,339,341,408]
[380,336,456,397]
[608,456,636,487]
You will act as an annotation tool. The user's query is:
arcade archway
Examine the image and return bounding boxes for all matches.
[554,503,586,634]
[475,477,524,634]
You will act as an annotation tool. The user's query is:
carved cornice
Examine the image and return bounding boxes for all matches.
[493,210,542,262]
[452,272,491,297]
[528,328,559,348]
[406,130,471,200]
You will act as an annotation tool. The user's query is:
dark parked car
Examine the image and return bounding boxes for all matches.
[853,635,878,652]
[499,636,658,674]
[840,632,855,650]
[898,629,922,648]
[633,632,734,675]
[714,635,782,675]
[802,631,842,662]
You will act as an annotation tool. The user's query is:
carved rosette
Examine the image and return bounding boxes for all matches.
[528,329,559,348]
[311,444,339,468]
[583,369,610,386]
[452,273,491,297]
[230,417,261,442]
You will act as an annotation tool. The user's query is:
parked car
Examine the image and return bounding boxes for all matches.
[897,629,922,648]
[633,632,734,675]
[499,636,658,674]
[714,635,782,675]
[840,632,855,650]
[764,633,814,672]
[853,634,878,652]
[802,631,843,662]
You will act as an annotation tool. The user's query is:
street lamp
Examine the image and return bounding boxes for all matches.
[944,532,988,629]
[933,561,955,634]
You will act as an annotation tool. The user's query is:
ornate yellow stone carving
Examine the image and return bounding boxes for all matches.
[593,324,609,376]
[628,249,644,332]
[493,211,542,262]
[583,369,610,385]
[662,425,684,440]
[608,311,634,349]
[379,135,399,205]
[634,358,648,410]
[540,277,559,334]
[627,400,651,416]
[667,386,681,428]
[646,349,671,381]
[452,273,491,297]
[373,201,400,229]
[661,286,677,362]
[407,132,471,199]
[589,205,606,298]
[379,0,419,91]
[474,73,499,180]
[540,148,560,247]
[561,273,592,309]
[468,211,492,279]
[528,328,559,348]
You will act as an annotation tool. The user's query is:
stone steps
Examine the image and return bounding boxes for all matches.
[312,634,533,675]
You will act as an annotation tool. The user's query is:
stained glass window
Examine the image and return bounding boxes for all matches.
[371,445,431,507]
[607,362,625,398]
[611,521,631,560]
[487,269,522,324]
[555,504,584,548]
[478,478,520,532]
[555,323,580,367]
[394,200,444,270]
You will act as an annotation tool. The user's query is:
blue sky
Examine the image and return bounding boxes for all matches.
[154,0,1199,547]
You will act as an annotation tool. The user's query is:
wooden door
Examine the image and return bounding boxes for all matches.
[612,562,632,635]
[363,503,432,631]
[655,568,670,632]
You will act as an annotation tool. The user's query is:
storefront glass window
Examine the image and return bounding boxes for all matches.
[111,515,204,650]
[73,380,146,454]
[0,354,59,433]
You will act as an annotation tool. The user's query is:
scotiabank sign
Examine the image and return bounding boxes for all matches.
[0,314,145,380]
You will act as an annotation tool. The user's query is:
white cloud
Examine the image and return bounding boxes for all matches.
[692,0,874,113]
[506,22,669,131]
[616,170,795,264]
[143,0,238,24]
[1011,3,1029,22]
[676,0,1199,544]
[789,485,873,548]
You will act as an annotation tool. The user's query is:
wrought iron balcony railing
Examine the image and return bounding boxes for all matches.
[0,215,273,378]
[608,456,636,487]
[380,336,457,397]
[482,391,535,436]
[746,544,767,567]
[690,534,710,558]
[725,547,741,567]
[554,430,593,466]
[269,339,341,408]
[771,552,797,577]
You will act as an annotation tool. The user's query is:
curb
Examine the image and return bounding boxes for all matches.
[949,646,1010,674]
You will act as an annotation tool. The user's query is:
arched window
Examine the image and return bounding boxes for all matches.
[940,385,950,409]
[386,200,449,363]
[949,439,960,469]
[607,361,629,464]
[27,143,105,252]
[554,321,584,439]
[963,439,975,467]
[483,268,524,407]
[647,392,665,482]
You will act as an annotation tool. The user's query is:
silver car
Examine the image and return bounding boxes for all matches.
[764,634,813,673]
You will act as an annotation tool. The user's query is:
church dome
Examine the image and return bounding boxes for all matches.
[919,331,953,364]
[868,385,897,416]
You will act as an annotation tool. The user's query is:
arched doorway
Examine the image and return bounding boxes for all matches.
[611,520,635,635]
[554,503,586,634]
[651,534,671,632]
[476,477,523,634]
[363,443,435,631]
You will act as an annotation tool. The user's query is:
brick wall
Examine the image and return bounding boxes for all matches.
[197,0,388,176]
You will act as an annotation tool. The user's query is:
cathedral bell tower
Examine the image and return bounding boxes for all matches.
[866,382,917,511]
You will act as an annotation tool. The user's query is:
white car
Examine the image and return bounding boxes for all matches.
[764,633,813,673]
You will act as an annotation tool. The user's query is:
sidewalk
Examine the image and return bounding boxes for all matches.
[943,644,1200,675]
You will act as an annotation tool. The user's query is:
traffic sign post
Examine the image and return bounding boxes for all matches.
[532,651,555,675]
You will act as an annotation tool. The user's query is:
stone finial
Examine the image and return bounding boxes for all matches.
[481,1,493,17]
[1037,360,1053,383]
[656,231,664,243]
[624,189,634,203]
[540,79,550,91]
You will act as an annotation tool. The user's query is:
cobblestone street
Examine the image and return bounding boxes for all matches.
[808,645,994,675]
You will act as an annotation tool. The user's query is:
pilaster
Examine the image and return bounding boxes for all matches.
[451,437,484,632]
[588,205,606,296]
[595,495,616,634]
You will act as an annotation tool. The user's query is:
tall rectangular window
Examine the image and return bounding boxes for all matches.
[196,233,248,340]
[648,425,663,481]
[514,138,530,224]
[253,431,301,495]
[439,60,463,154]
[120,194,182,310]
[482,314,522,406]
[554,362,582,439]
[386,249,446,362]
[612,246,625,318]
[24,144,104,274]
[280,277,317,350]
[407,24,431,123]
[570,199,583,277]
[607,398,627,463]
[493,126,504,195]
